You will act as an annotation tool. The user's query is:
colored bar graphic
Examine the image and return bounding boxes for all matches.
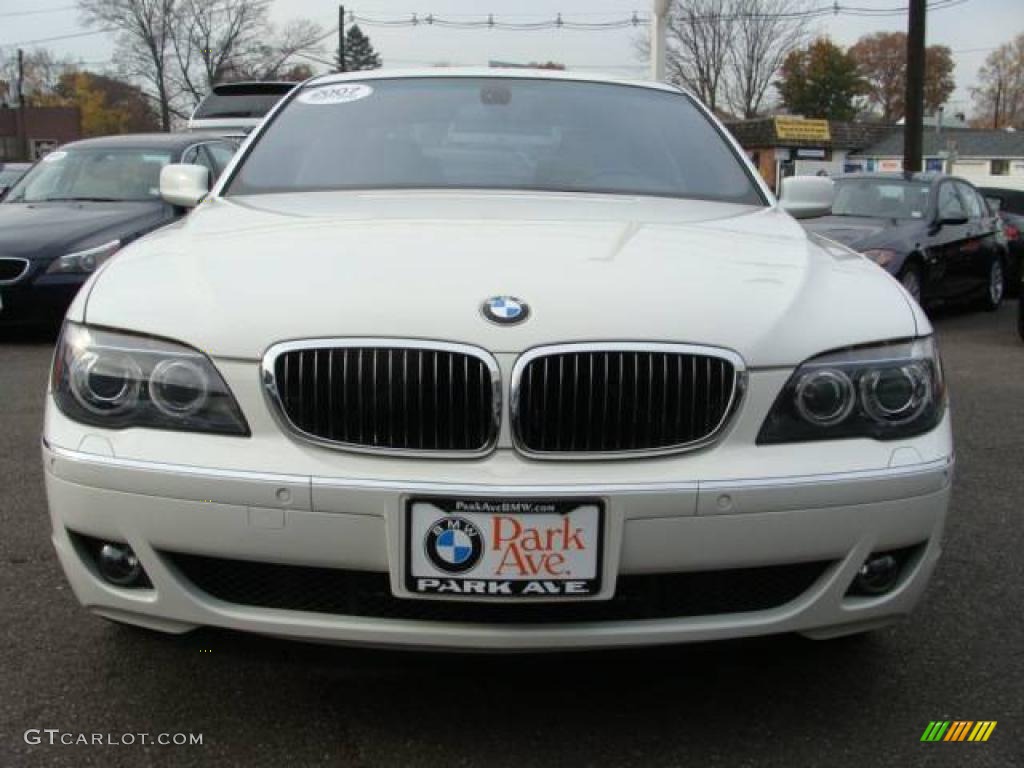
[921,721,996,743]
[949,721,973,741]
[921,721,950,742]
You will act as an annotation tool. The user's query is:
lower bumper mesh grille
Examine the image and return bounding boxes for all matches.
[163,552,830,623]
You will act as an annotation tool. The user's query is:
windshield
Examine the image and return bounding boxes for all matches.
[226,77,764,205]
[832,178,930,219]
[4,148,174,203]
[0,168,27,186]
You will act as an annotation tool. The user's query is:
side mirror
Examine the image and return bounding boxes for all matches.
[936,213,968,228]
[160,164,210,208]
[779,176,834,220]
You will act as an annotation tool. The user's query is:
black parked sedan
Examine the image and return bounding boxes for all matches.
[804,173,1008,310]
[977,186,1023,297]
[0,133,237,329]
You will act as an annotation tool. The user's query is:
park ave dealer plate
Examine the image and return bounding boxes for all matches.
[405,498,604,598]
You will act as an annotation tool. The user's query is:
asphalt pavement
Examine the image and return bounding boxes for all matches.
[1,304,1021,768]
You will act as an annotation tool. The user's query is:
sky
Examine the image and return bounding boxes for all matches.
[0,0,1021,116]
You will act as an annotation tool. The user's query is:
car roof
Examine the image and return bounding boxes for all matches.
[306,67,684,95]
[57,132,233,152]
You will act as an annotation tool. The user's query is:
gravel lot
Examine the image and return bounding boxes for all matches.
[1,303,1021,768]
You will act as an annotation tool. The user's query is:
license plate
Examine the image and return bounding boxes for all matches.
[405,498,604,598]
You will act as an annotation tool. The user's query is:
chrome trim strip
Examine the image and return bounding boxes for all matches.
[260,338,502,459]
[44,439,308,485]
[43,439,952,495]
[698,456,954,490]
[509,342,748,461]
[0,257,31,286]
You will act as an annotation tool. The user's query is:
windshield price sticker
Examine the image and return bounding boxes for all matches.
[406,498,603,598]
[298,84,374,105]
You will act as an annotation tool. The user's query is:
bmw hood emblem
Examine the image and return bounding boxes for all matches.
[482,295,529,325]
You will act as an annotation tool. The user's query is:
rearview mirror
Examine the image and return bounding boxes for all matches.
[160,164,210,208]
[779,176,834,220]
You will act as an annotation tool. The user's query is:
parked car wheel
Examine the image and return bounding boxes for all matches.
[899,263,923,304]
[981,256,1005,311]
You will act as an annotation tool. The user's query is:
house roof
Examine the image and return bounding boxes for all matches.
[723,118,892,150]
[860,127,1024,158]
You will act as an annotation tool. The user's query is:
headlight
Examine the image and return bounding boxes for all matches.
[52,322,249,435]
[45,240,121,275]
[757,338,945,444]
[861,248,898,268]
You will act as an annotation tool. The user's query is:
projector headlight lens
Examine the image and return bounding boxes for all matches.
[149,359,210,417]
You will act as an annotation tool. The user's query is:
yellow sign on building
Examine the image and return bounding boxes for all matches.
[774,117,831,142]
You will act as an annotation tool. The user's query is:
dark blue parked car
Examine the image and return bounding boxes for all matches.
[804,173,1008,312]
[0,133,237,329]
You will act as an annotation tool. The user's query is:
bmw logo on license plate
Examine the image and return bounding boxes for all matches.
[425,517,483,574]
[482,295,529,325]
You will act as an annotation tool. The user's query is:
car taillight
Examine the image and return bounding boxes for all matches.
[1005,223,1020,240]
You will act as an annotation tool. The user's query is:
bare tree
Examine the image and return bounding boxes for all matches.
[725,0,811,118]
[79,0,177,130]
[663,0,736,112]
[79,0,324,127]
[643,0,811,117]
[0,48,78,106]
[170,0,270,104]
[233,19,326,80]
[971,33,1024,130]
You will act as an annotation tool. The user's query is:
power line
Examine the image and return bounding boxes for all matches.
[346,0,968,30]
[0,27,118,49]
[951,45,998,54]
[0,5,77,17]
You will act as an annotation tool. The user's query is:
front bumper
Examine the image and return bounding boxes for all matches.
[43,437,954,651]
[0,273,84,328]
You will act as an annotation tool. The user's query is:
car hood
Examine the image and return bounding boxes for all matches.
[82,191,921,367]
[0,201,168,260]
[802,214,920,252]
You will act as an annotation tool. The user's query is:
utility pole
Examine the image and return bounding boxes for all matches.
[337,5,347,73]
[902,0,926,173]
[651,0,669,81]
[16,48,28,161]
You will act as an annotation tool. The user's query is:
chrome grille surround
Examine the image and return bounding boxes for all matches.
[261,338,501,458]
[510,342,747,460]
[0,257,30,285]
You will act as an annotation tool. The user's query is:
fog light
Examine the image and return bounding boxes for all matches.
[97,542,146,587]
[852,553,900,595]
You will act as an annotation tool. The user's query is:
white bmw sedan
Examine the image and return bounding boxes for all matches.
[42,70,953,650]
